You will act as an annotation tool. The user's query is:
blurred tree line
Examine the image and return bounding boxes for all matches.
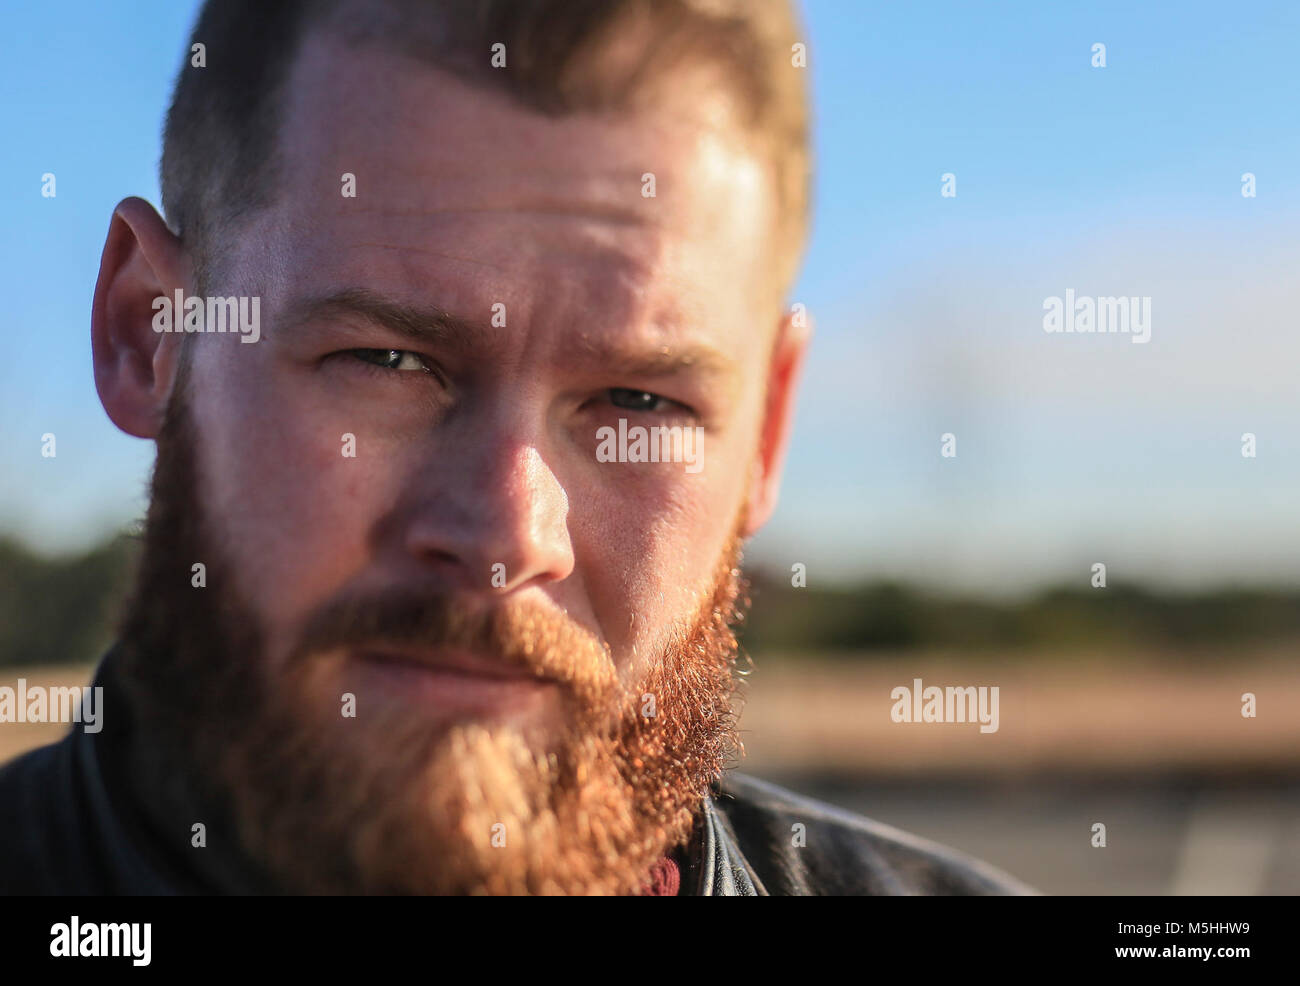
[3,533,1300,667]
[738,571,1300,660]
[0,534,138,668]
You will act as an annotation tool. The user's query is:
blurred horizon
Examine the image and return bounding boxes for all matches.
[7,529,1300,669]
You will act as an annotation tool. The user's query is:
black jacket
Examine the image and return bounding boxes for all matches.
[0,650,1036,896]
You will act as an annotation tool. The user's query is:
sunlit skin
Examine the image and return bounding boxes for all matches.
[91,31,810,745]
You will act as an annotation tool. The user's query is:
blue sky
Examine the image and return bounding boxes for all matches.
[3,1,1299,594]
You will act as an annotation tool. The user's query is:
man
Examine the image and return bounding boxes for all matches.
[0,0,1032,895]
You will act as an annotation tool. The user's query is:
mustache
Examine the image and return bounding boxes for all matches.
[289,588,619,700]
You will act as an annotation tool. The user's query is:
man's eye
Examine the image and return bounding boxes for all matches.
[608,388,669,412]
[348,349,429,372]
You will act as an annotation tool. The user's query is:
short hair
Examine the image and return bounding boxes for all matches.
[161,0,811,294]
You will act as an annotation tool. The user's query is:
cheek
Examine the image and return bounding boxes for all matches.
[190,365,398,646]
[570,444,748,669]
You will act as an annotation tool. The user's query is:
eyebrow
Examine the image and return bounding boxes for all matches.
[279,287,480,352]
[572,339,736,382]
[281,286,736,382]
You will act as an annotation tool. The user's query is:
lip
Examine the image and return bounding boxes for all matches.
[347,645,558,717]
[354,645,549,682]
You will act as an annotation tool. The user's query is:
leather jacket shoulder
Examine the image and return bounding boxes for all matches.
[700,772,1039,896]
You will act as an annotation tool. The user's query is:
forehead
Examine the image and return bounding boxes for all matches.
[242,31,776,347]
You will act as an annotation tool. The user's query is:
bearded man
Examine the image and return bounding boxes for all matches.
[0,0,1032,896]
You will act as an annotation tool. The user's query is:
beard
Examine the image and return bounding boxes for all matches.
[116,370,749,895]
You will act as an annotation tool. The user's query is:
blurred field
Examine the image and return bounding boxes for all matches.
[0,665,99,764]
[4,652,1297,895]
[736,648,1300,775]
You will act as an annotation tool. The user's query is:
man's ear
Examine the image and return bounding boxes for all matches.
[91,196,191,439]
[742,305,812,537]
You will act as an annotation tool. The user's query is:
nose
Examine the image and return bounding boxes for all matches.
[395,424,576,595]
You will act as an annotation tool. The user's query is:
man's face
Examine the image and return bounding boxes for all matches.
[188,34,777,736]
[115,31,794,894]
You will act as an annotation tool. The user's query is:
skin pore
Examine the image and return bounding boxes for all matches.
[90,28,810,893]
